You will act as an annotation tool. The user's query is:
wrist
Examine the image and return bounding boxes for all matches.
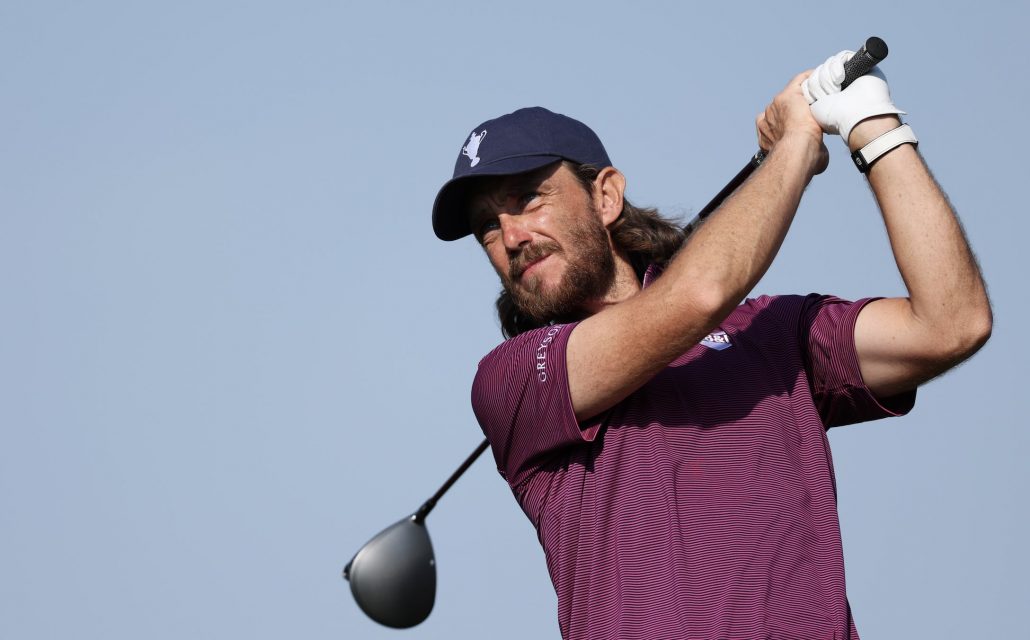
[771,130,827,176]
[851,123,918,174]
[848,114,903,151]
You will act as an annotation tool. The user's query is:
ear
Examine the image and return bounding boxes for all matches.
[594,167,626,228]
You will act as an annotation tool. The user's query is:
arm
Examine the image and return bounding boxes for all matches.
[566,73,828,421]
[849,115,992,397]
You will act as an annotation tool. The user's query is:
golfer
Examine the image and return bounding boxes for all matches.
[432,52,991,639]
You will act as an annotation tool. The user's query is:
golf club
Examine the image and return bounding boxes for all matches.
[343,439,489,628]
[343,36,888,629]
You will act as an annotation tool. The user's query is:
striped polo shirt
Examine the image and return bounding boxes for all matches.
[471,267,915,640]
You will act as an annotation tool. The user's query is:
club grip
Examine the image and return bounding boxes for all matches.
[841,36,888,89]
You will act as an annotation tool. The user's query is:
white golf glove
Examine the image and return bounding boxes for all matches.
[802,50,905,147]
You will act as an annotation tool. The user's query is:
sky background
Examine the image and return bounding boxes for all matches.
[2,2,1026,638]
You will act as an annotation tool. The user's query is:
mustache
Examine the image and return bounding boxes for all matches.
[509,241,561,281]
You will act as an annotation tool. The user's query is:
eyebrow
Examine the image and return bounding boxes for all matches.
[517,163,560,187]
[471,175,535,206]
[467,165,557,220]
[507,172,543,190]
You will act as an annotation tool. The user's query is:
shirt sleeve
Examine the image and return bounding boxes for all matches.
[471,323,603,489]
[799,294,916,427]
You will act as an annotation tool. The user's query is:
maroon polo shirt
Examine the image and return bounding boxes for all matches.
[471,266,915,640]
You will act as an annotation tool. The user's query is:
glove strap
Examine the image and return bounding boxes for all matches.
[851,124,918,173]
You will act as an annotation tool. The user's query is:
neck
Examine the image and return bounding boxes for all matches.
[580,249,642,316]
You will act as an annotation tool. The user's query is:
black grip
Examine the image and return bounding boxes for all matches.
[841,36,888,89]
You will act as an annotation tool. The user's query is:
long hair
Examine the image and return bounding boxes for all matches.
[496,163,686,338]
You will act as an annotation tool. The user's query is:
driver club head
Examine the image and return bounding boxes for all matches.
[343,515,436,628]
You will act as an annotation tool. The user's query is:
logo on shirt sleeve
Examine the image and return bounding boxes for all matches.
[700,330,732,351]
[535,325,562,382]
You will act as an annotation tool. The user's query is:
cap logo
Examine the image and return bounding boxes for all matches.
[462,130,487,167]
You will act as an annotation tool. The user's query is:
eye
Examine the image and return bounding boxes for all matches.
[476,219,500,242]
[517,191,539,207]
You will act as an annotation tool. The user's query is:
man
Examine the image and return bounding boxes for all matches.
[431,53,991,639]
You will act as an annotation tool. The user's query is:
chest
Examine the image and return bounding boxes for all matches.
[635,325,807,424]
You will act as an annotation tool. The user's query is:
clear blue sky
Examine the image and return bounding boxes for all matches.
[2,2,1026,638]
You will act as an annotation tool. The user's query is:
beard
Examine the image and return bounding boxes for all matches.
[501,207,616,325]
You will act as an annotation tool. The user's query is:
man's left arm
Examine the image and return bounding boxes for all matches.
[848,114,992,398]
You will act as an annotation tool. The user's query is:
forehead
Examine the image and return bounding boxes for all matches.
[465,161,568,208]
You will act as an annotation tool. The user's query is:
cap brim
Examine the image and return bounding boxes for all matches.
[432,155,563,241]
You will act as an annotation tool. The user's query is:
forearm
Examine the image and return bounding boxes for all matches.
[654,133,822,340]
[568,133,822,420]
[853,116,992,349]
[847,116,991,395]
[567,71,826,420]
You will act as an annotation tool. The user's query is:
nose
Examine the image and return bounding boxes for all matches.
[499,213,532,251]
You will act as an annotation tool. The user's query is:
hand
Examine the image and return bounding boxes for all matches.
[756,71,829,175]
[803,50,905,149]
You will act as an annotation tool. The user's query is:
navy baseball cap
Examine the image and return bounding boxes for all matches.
[432,106,612,241]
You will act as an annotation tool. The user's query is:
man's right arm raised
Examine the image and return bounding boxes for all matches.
[566,72,827,422]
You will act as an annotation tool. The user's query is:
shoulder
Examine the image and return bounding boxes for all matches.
[723,294,870,349]
[471,323,587,486]
[724,294,814,329]
[472,324,578,404]
[731,293,868,323]
[476,324,573,374]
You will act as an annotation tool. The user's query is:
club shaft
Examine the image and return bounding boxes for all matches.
[413,438,490,522]
[686,150,767,235]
